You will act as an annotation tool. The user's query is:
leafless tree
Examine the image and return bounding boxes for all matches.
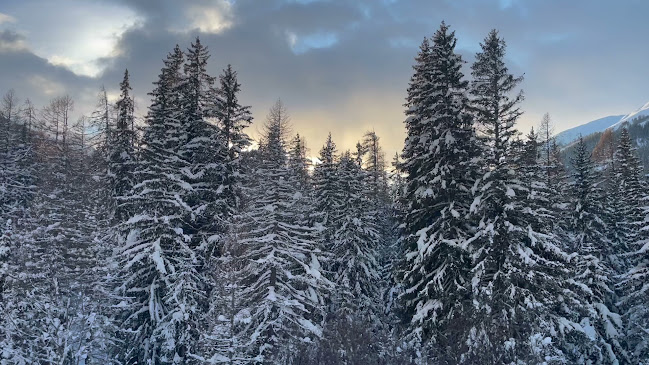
[41,95,74,145]
[21,98,37,141]
[538,112,554,168]
[1,89,20,150]
[260,99,292,149]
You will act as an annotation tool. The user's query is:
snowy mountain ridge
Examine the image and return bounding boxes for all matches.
[556,100,649,145]
[611,100,649,130]
[555,115,624,145]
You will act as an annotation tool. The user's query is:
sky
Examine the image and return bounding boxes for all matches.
[1,0,648,158]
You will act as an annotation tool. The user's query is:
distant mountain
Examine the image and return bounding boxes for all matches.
[558,101,649,173]
[555,115,625,146]
[611,101,649,130]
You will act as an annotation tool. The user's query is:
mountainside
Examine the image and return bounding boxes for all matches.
[560,109,649,172]
[612,101,649,129]
[555,115,624,146]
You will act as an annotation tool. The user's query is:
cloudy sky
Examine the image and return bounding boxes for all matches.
[1,0,648,157]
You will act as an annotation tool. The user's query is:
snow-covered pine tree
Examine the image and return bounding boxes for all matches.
[615,126,649,364]
[567,137,626,364]
[397,22,479,361]
[389,152,405,226]
[467,29,585,363]
[335,150,383,315]
[211,64,253,226]
[286,133,314,236]
[361,131,388,203]
[181,37,225,250]
[312,133,342,252]
[177,39,224,343]
[521,128,539,166]
[115,44,204,364]
[198,65,253,365]
[383,153,405,330]
[358,132,394,322]
[109,69,138,223]
[613,127,645,266]
[85,86,117,237]
[288,133,310,189]
[314,149,388,363]
[311,133,347,325]
[238,101,328,363]
[518,128,556,234]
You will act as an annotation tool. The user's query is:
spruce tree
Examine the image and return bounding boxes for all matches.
[181,37,224,251]
[237,102,328,363]
[109,69,138,223]
[398,22,479,361]
[312,133,342,249]
[617,127,649,363]
[568,137,626,364]
[115,45,201,364]
[288,134,310,188]
[613,127,645,265]
[195,64,253,365]
[212,65,253,218]
[315,150,388,363]
[334,151,383,316]
[467,29,584,363]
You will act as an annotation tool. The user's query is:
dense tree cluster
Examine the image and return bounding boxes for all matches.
[1,26,649,365]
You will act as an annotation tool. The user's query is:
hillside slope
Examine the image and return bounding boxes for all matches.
[555,115,625,146]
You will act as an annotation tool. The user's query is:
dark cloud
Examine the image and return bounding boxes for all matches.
[0,29,24,45]
[1,0,649,157]
[0,36,96,113]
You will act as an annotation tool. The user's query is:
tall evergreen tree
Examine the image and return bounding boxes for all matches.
[313,133,341,248]
[316,149,388,363]
[398,22,479,361]
[612,127,645,264]
[115,45,203,364]
[568,137,626,364]
[199,65,253,365]
[109,69,138,223]
[467,29,584,363]
[181,36,224,250]
[211,64,253,231]
[617,127,649,363]
[237,102,328,363]
[288,134,310,188]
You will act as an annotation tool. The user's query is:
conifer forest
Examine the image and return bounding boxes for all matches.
[3,21,649,365]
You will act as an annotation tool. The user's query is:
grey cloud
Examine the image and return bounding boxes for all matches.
[0,37,97,114]
[0,29,24,45]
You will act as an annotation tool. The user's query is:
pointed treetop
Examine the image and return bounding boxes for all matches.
[119,69,131,95]
[319,132,337,165]
[354,141,364,167]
